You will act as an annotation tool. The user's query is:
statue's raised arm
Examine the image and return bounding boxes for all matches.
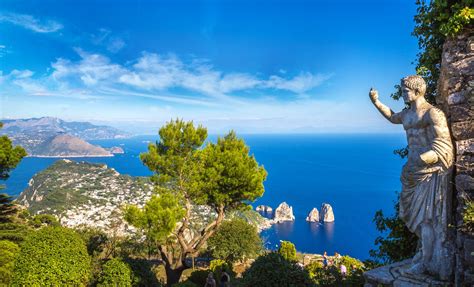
[369,88,403,124]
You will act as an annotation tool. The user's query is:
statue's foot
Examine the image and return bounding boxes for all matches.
[403,262,426,276]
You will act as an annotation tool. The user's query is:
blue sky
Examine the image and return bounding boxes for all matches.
[0,0,418,134]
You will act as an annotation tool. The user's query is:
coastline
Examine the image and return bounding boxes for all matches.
[27,154,115,158]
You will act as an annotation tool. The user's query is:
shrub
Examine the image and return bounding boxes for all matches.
[97,258,132,287]
[210,259,235,285]
[241,252,313,287]
[188,269,209,286]
[124,257,161,287]
[278,240,297,261]
[12,226,91,286]
[31,214,60,227]
[305,262,341,286]
[305,255,365,286]
[208,218,262,263]
[172,281,198,287]
[0,222,31,243]
[76,227,108,256]
[0,240,20,285]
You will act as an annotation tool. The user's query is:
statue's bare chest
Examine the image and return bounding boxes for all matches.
[402,108,429,131]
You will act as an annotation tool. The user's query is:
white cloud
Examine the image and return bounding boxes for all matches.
[0,12,62,33]
[117,52,329,98]
[107,38,125,53]
[266,72,332,93]
[91,28,125,53]
[0,45,7,58]
[52,48,126,86]
[4,49,332,112]
[10,69,34,79]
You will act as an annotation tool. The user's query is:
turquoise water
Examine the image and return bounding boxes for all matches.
[4,134,406,259]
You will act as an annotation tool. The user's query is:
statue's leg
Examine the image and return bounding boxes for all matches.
[405,222,433,275]
[420,221,434,263]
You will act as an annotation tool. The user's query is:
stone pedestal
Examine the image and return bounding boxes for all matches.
[364,260,451,287]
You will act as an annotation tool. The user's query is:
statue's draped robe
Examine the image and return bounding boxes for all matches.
[399,136,453,236]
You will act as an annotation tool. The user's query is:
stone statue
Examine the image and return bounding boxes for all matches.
[369,75,454,280]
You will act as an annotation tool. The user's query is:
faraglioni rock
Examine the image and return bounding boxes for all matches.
[305,208,320,222]
[273,202,295,223]
[319,203,335,222]
[256,205,273,213]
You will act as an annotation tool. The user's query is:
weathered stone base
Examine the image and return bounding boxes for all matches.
[364,260,452,287]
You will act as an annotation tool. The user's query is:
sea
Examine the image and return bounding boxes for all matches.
[3,134,406,260]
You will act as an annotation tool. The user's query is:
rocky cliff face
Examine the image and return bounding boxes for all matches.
[274,202,295,223]
[437,28,474,285]
[306,208,320,222]
[319,203,335,222]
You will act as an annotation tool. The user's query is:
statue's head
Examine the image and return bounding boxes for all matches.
[401,75,426,103]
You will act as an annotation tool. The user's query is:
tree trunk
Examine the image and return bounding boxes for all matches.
[164,263,185,287]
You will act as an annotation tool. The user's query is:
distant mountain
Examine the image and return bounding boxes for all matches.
[0,117,129,157]
[1,117,130,140]
[33,134,112,157]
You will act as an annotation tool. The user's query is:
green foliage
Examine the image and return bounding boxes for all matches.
[132,120,267,285]
[124,193,185,244]
[0,122,27,181]
[438,4,474,36]
[412,0,473,103]
[393,146,409,159]
[0,240,20,285]
[12,226,91,286]
[187,270,209,286]
[305,255,365,287]
[76,227,109,257]
[194,131,267,210]
[461,200,474,233]
[306,262,341,286]
[31,214,60,227]
[0,193,17,223]
[370,198,418,264]
[140,118,207,189]
[0,222,31,243]
[209,259,235,285]
[278,240,297,262]
[172,281,198,287]
[208,218,262,263]
[241,252,313,287]
[124,258,162,287]
[97,258,133,287]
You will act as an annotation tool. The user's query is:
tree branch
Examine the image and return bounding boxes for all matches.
[190,205,225,255]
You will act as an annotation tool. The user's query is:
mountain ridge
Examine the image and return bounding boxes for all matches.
[0,117,129,157]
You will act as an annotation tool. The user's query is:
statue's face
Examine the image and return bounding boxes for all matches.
[402,86,420,103]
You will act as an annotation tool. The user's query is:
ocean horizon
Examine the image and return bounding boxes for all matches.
[4,133,406,260]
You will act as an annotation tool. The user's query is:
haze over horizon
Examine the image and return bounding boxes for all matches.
[1,0,418,134]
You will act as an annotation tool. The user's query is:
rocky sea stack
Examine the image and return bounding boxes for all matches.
[256,205,273,213]
[274,202,295,223]
[319,203,335,222]
[306,207,320,222]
